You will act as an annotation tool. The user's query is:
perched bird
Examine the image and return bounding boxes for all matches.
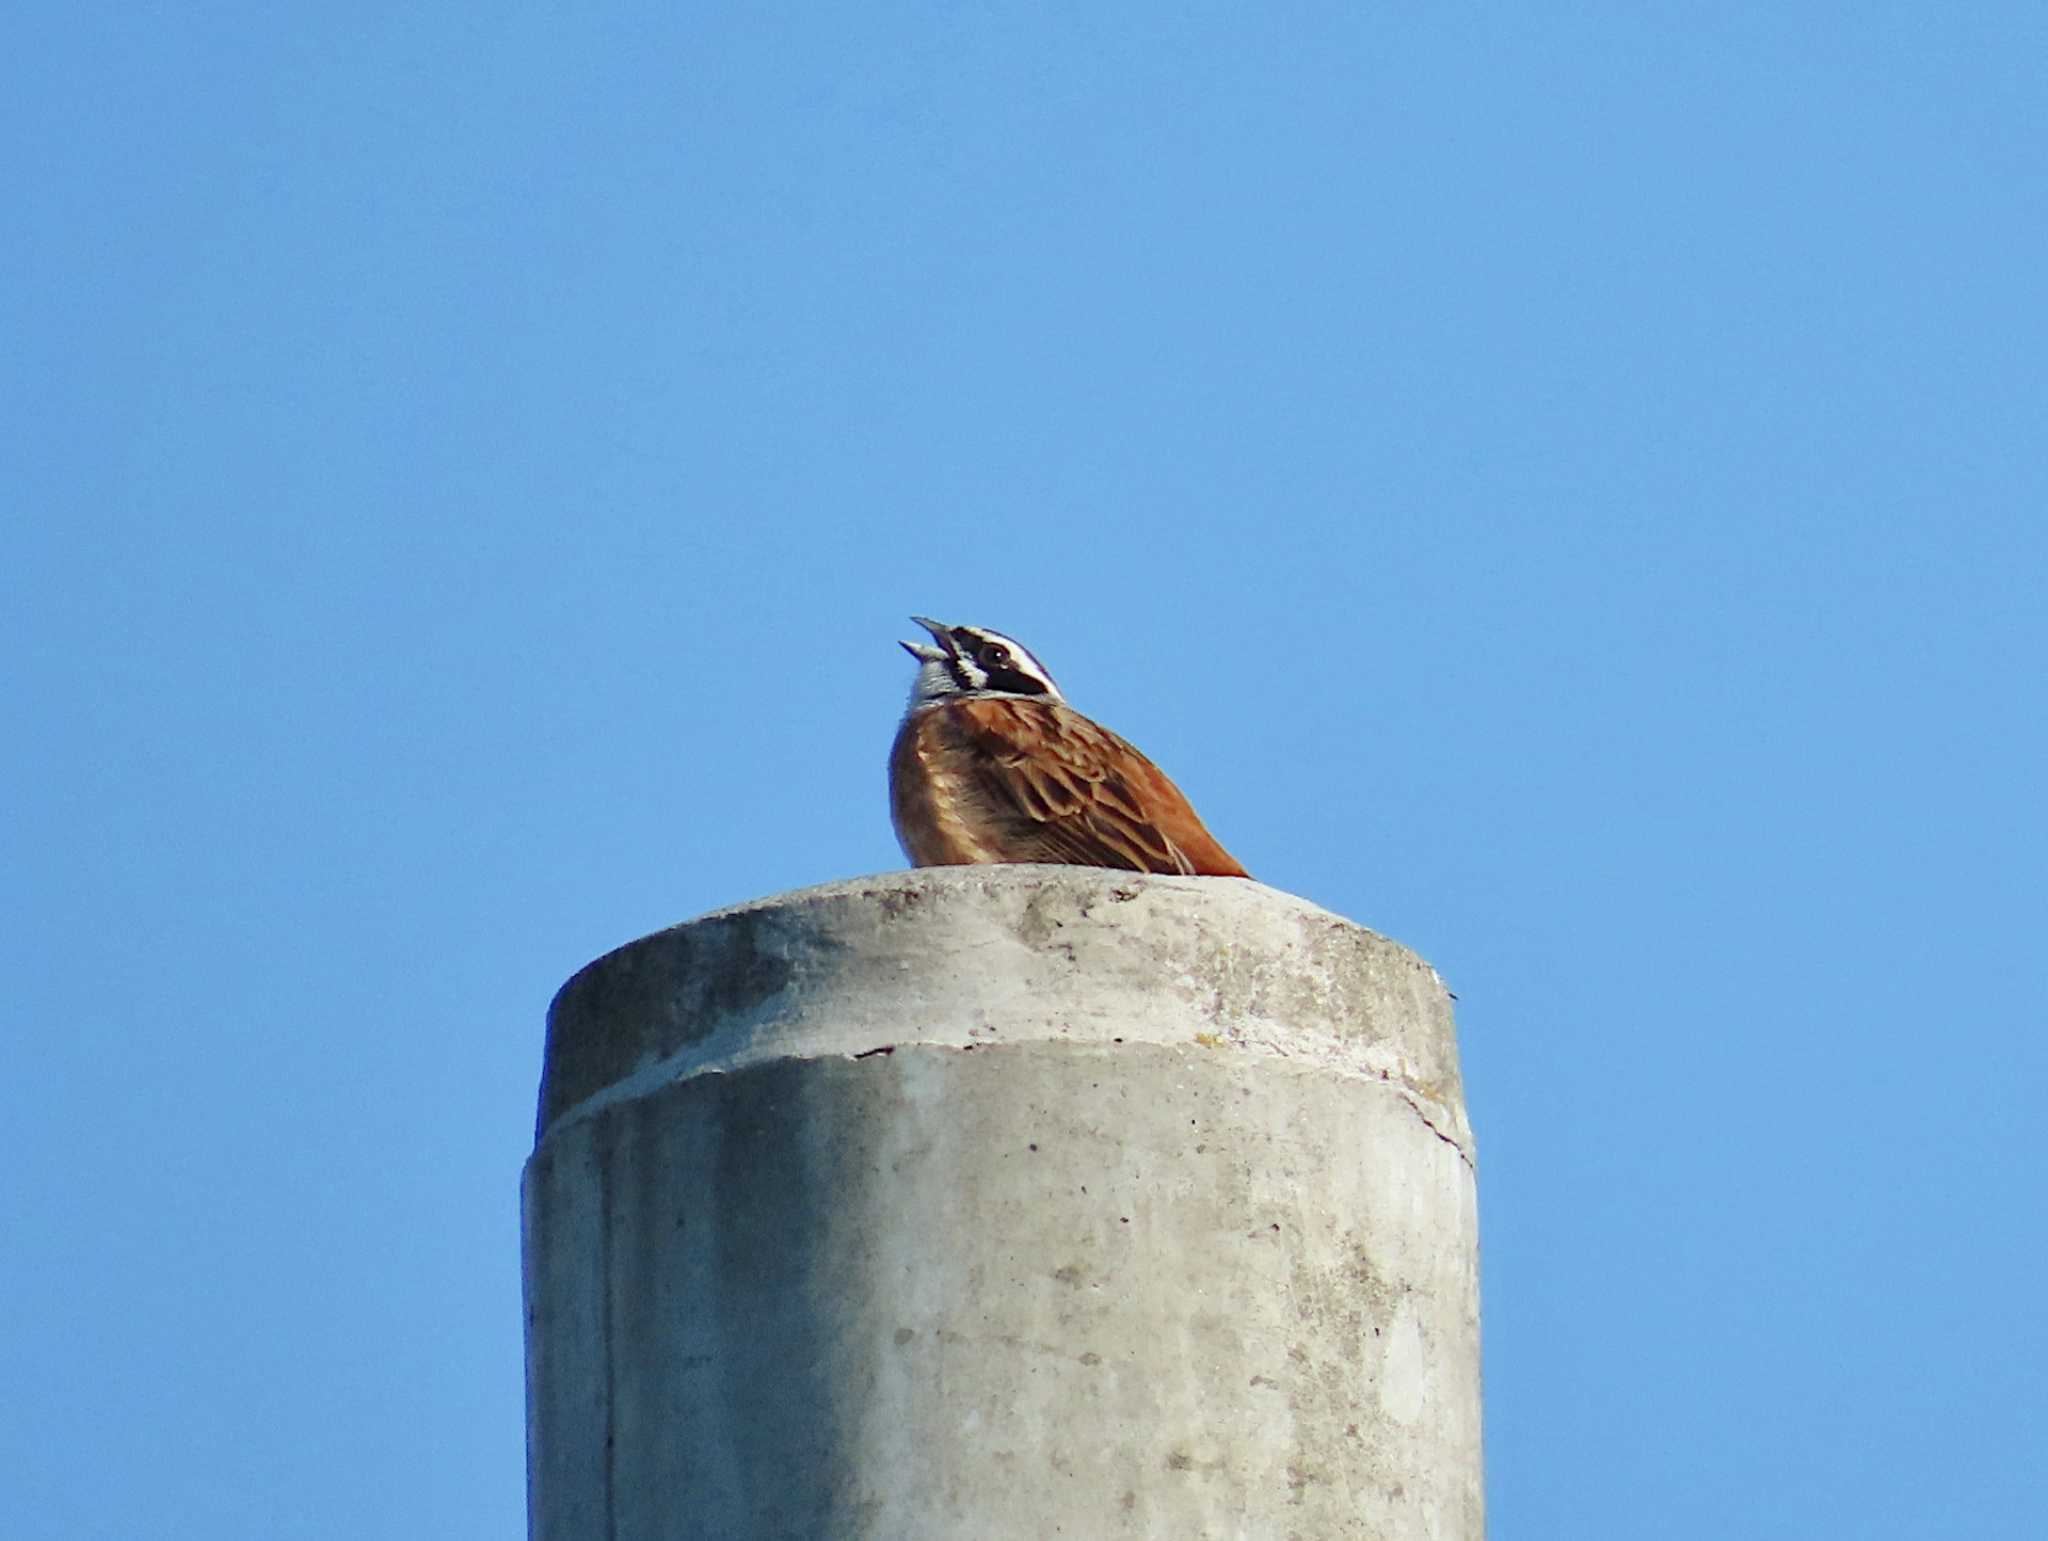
[890,617,1250,877]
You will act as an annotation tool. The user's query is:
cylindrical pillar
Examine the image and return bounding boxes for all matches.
[523,866,1481,1540]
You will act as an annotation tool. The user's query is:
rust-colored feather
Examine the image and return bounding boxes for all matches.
[890,696,1250,878]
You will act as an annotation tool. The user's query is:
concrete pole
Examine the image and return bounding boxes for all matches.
[523,866,1481,1540]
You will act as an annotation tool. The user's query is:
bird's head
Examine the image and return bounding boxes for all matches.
[900,616,1064,705]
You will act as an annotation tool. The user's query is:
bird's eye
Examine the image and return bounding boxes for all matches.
[982,644,1011,668]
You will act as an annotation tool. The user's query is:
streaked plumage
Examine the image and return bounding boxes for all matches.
[889,617,1249,878]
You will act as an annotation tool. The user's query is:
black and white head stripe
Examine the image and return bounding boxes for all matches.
[946,625,1061,697]
[900,617,1064,703]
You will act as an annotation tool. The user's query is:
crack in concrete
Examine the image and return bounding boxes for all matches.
[1398,1091,1475,1171]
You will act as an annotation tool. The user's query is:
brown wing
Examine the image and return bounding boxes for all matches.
[949,697,1251,877]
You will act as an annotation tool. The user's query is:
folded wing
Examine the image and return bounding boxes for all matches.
[956,698,1251,878]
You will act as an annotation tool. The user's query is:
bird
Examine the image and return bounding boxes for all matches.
[889,617,1251,877]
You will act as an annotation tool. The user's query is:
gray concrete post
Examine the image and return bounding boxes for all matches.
[523,866,1481,1540]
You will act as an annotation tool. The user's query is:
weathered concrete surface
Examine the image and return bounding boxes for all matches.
[524,866,1481,1540]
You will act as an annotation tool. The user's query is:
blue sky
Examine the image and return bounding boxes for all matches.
[6,4,2043,1536]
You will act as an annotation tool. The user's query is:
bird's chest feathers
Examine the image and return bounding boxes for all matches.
[892,702,1046,858]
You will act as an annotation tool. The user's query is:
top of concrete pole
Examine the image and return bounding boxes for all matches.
[537,866,1469,1162]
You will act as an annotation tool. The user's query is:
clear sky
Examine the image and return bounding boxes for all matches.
[6,5,2043,1537]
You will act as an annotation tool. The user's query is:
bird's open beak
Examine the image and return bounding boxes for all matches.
[900,615,955,664]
